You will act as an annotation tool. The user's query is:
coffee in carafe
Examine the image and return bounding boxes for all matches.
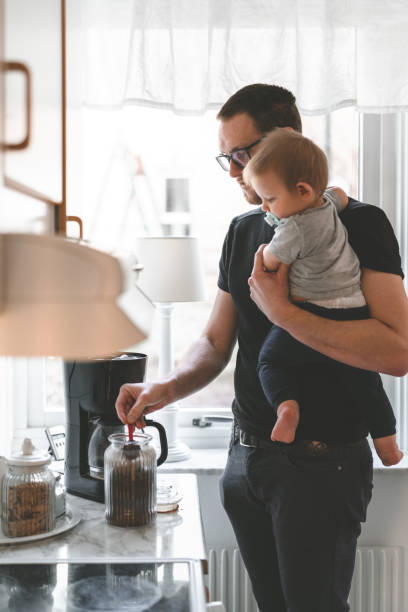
[104,420,168,527]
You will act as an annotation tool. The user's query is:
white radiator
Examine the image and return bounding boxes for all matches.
[208,548,259,612]
[349,547,402,612]
[207,546,403,612]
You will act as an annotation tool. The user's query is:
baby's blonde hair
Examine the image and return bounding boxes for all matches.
[243,128,328,195]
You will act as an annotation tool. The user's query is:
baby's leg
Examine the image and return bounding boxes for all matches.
[258,325,315,443]
[335,361,403,466]
[297,302,402,465]
[271,400,300,443]
[373,435,403,466]
[258,321,343,443]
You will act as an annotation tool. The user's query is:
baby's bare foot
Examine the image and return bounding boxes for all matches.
[271,400,300,443]
[373,434,404,466]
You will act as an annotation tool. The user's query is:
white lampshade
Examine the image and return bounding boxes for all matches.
[135,237,206,303]
[0,233,153,358]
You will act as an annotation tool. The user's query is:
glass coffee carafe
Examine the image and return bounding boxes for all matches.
[104,419,168,527]
[88,418,124,480]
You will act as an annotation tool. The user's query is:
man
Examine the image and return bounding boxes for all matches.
[116,84,408,611]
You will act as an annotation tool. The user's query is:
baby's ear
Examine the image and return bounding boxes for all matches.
[296,182,313,198]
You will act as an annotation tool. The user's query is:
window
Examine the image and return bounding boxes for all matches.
[34,105,358,424]
[358,113,408,452]
[15,108,408,454]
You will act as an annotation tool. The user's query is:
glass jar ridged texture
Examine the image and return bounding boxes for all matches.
[2,465,56,537]
[104,434,157,527]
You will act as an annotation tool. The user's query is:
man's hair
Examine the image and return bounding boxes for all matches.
[243,129,328,195]
[217,84,302,134]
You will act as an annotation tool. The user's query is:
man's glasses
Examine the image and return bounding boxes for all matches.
[215,138,263,171]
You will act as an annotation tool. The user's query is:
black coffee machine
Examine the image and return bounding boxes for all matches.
[64,352,147,502]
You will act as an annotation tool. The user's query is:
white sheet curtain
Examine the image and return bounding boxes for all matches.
[82,0,408,115]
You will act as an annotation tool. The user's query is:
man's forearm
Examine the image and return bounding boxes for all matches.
[164,335,233,404]
[277,302,408,375]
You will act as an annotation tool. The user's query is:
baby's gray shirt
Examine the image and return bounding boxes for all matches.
[265,191,363,300]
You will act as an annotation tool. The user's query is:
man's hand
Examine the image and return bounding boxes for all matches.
[115,381,173,428]
[327,186,348,209]
[115,289,237,428]
[248,244,293,324]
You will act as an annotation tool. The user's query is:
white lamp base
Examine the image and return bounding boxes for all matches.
[152,403,191,463]
[166,440,191,462]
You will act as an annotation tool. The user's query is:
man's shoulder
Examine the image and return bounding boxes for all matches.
[340,197,391,229]
[341,197,386,219]
[341,197,403,277]
[229,207,265,231]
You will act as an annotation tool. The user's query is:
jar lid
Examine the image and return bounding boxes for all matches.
[157,480,182,513]
[8,438,51,466]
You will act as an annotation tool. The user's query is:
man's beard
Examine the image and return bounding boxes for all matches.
[238,179,262,205]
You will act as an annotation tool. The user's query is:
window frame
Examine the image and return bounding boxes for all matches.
[11,111,408,452]
[358,112,408,452]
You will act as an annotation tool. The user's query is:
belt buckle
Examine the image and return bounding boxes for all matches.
[306,440,329,456]
[239,431,256,448]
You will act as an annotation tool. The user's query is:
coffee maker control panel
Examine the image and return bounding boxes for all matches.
[45,425,66,461]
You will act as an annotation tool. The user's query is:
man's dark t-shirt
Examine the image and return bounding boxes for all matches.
[217,198,404,443]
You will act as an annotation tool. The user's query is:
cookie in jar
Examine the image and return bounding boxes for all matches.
[1,438,56,538]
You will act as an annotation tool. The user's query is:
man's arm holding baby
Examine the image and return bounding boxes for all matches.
[249,251,408,376]
[250,189,408,376]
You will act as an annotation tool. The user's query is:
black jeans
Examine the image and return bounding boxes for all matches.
[220,436,373,612]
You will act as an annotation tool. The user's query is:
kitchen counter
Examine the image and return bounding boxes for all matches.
[0,473,206,563]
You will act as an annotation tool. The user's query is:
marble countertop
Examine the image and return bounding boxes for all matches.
[0,473,206,563]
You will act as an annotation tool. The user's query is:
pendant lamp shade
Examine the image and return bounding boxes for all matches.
[0,233,153,358]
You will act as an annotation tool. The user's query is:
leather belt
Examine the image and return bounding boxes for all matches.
[239,430,276,449]
[236,426,361,458]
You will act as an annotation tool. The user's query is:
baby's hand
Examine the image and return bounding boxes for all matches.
[327,186,348,209]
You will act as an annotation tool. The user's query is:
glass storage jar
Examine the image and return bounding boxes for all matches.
[104,420,168,527]
[1,438,56,538]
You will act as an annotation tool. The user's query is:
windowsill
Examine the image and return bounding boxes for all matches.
[372,452,408,471]
[14,427,408,476]
[158,448,408,476]
[158,448,228,475]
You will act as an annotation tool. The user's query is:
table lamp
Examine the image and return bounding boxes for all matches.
[135,236,206,461]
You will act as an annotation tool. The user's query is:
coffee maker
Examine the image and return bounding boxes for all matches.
[64,352,147,502]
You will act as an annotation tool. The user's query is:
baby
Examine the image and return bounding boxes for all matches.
[243,128,403,466]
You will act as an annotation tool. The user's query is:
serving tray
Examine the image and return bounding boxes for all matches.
[0,505,81,545]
